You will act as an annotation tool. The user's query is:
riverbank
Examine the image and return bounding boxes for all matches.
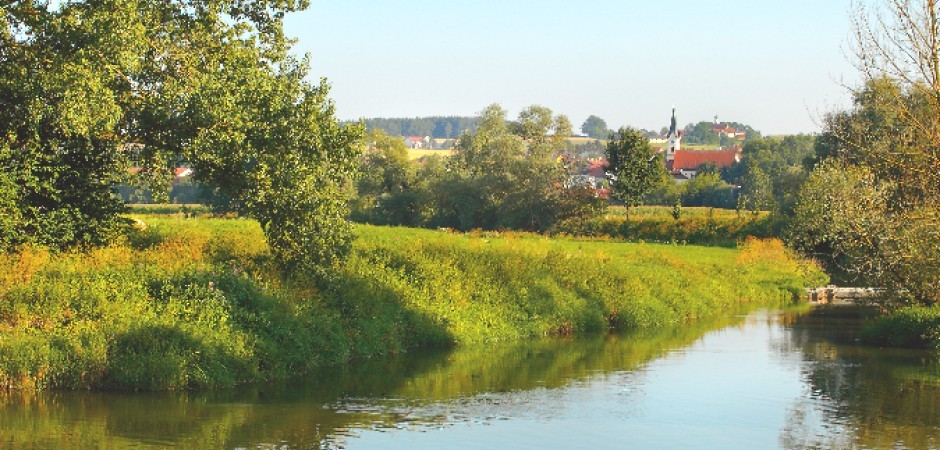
[861,307,940,350]
[0,216,826,391]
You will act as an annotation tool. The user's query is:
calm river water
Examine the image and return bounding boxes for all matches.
[1,307,938,449]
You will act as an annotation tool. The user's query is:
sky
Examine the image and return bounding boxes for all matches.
[284,1,861,136]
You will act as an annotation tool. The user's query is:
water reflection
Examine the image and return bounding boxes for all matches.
[780,307,940,449]
[1,307,938,449]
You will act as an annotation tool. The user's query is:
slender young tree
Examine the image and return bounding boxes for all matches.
[604,127,665,217]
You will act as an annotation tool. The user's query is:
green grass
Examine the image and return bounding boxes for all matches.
[0,216,826,391]
[555,206,779,247]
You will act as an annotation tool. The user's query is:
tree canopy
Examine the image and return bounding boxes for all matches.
[604,128,665,211]
[581,115,610,139]
[0,0,361,278]
[359,116,480,138]
[791,0,940,305]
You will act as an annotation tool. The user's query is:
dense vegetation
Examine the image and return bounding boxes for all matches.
[0,0,362,280]
[641,134,817,214]
[0,215,824,391]
[788,0,940,307]
[604,128,664,213]
[681,120,761,146]
[353,105,605,232]
[360,116,480,138]
[554,206,778,247]
[860,307,940,350]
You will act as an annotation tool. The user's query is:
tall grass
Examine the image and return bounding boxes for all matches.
[553,206,780,247]
[0,216,826,391]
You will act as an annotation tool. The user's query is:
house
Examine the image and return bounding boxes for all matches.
[404,136,430,149]
[663,109,742,181]
[710,118,747,140]
[586,158,607,178]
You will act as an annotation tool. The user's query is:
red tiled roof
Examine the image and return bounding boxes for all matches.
[710,123,736,133]
[587,159,608,178]
[672,148,738,170]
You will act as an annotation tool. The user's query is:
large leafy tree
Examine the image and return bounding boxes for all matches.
[438,104,594,231]
[604,127,665,214]
[353,129,437,227]
[1,0,361,277]
[580,115,610,139]
[791,0,940,305]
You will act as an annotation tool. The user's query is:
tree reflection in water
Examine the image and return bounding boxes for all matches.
[779,307,940,449]
[1,306,937,449]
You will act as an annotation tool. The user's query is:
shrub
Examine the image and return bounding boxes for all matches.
[861,307,940,350]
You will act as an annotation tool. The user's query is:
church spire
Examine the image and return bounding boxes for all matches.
[665,107,680,162]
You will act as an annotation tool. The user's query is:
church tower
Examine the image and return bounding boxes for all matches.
[665,107,680,162]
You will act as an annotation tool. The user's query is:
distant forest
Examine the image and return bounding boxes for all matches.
[356,116,480,138]
[355,115,762,145]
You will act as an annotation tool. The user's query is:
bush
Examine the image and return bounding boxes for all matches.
[860,307,940,350]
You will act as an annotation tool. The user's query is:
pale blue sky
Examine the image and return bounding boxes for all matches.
[285,1,859,135]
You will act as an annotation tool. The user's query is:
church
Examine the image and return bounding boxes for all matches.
[662,108,741,181]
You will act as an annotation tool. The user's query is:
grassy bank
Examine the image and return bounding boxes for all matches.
[555,206,779,247]
[0,216,826,391]
[861,307,940,350]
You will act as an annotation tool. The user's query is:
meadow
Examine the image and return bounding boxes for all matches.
[0,215,826,391]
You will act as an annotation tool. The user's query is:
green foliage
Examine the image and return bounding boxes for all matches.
[352,130,436,227]
[736,165,774,212]
[554,206,781,247]
[353,104,601,232]
[0,216,824,391]
[793,78,940,305]
[605,127,665,210]
[721,134,816,214]
[681,173,736,209]
[861,306,940,350]
[360,116,480,139]
[793,0,940,305]
[581,115,611,139]
[791,160,940,304]
[0,0,361,279]
[681,121,760,146]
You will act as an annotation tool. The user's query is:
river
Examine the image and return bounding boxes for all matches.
[1,307,938,449]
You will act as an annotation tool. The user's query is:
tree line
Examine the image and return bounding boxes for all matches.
[353,105,608,231]
[359,116,480,138]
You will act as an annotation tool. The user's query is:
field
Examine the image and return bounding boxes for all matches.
[407,149,455,160]
[0,216,825,391]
